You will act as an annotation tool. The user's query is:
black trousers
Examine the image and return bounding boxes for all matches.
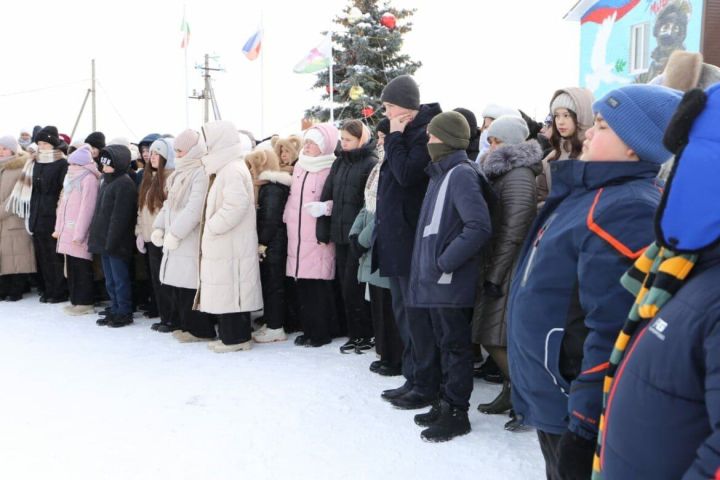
[429,307,474,410]
[260,259,286,330]
[294,278,335,345]
[146,243,171,324]
[370,285,403,367]
[335,244,373,339]
[165,286,216,338]
[33,233,67,299]
[218,312,251,344]
[389,276,440,397]
[284,278,300,333]
[537,430,563,480]
[66,256,94,306]
[0,274,27,297]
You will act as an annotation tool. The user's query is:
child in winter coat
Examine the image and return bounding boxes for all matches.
[536,87,594,204]
[53,145,101,315]
[348,118,403,375]
[272,135,302,173]
[507,84,682,479]
[0,137,35,301]
[89,145,138,327]
[314,120,377,353]
[473,115,543,425]
[596,83,720,480]
[151,129,215,343]
[408,111,493,443]
[140,138,175,332]
[245,148,292,343]
[284,123,338,348]
[195,121,262,353]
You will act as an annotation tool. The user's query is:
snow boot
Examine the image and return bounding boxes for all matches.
[390,390,436,410]
[210,341,252,353]
[381,383,412,401]
[414,401,441,427]
[252,326,288,343]
[420,400,471,442]
[504,410,531,433]
[477,381,512,414]
[108,313,133,328]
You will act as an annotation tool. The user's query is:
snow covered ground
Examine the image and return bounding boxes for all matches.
[0,295,544,480]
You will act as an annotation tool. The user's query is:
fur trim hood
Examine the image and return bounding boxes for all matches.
[549,87,595,132]
[0,150,31,171]
[258,170,292,186]
[480,140,543,179]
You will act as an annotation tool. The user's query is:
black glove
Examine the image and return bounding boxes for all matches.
[483,281,504,298]
[348,234,369,258]
[557,430,596,480]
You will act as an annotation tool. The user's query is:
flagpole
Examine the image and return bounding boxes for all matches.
[260,10,265,138]
[329,31,334,124]
[183,3,190,128]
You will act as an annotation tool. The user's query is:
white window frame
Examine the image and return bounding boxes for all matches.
[630,22,651,74]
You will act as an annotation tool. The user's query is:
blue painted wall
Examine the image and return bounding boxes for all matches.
[578,0,704,98]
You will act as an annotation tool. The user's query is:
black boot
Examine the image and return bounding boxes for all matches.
[477,381,512,414]
[370,360,387,373]
[473,356,504,384]
[390,390,436,410]
[414,402,441,427]
[96,314,113,326]
[504,410,531,432]
[381,383,412,401]
[108,313,133,328]
[420,400,471,442]
[376,363,402,377]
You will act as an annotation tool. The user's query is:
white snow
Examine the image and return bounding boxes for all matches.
[0,296,545,480]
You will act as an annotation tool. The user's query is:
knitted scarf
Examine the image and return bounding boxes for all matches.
[364,159,382,214]
[297,153,335,173]
[62,163,100,198]
[591,242,697,479]
[167,155,203,212]
[4,155,35,232]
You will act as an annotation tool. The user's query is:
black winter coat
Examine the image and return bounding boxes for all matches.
[373,103,442,277]
[256,170,292,265]
[29,156,68,234]
[318,139,378,245]
[88,145,138,260]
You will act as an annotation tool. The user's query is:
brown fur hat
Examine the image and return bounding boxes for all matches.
[272,135,302,169]
[658,51,720,92]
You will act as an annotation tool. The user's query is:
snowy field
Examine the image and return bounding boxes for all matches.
[0,295,544,480]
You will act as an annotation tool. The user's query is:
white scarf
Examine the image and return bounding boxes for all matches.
[297,153,335,173]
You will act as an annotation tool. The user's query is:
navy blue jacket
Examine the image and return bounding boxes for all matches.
[373,103,442,277]
[507,160,662,440]
[407,150,492,308]
[601,246,720,480]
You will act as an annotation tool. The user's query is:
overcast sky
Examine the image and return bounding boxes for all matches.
[0,0,579,142]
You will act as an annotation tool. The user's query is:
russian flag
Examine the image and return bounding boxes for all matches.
[242,29,263,61]
[581,0,640,24]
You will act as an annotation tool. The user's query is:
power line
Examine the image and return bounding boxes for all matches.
[96,80,138,139]
[0,79,90,98]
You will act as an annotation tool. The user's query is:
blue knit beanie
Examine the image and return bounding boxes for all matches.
[593,84,682,164]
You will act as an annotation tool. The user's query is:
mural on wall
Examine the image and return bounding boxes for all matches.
[577,0,703,98]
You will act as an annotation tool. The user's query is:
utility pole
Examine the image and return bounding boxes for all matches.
[189,54,224,124]
[91,59,97,130]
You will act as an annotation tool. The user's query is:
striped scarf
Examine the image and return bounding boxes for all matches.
[4,156,35,233]
[592,242,697,479]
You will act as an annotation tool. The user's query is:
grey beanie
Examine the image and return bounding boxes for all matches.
[380,75,420,110]
[0,135,19,154]
[551,93,577,114]
[487,115,530,146]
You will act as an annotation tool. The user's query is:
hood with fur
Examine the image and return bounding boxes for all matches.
[480,140,543,179]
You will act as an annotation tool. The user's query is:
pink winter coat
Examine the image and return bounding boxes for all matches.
[55,164,101,260]
[284,162,335,280]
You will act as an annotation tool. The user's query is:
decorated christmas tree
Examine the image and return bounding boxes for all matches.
[305,0,421,126]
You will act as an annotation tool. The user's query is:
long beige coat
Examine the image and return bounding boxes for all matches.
[193,121,262,314]
[0,152,36,275]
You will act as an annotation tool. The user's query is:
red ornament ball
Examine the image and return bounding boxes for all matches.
[380,12,397,29]
[362,106,375,118]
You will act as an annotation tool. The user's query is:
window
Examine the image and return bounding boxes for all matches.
[630,23,650,74]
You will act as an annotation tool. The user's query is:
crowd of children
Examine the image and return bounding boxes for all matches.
[1,48,719,479]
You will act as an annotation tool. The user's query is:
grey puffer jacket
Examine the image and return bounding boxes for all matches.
[473,140,543,346]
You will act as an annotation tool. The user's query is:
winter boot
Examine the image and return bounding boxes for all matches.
[210,341,252,353]
[96,314,113,326]
[420,400,471,442]
[414,401,441,427]
[108,313,133,328]
[504,410,531,433]
[477,381,512,414]
[354,337,375,354]
[376,363,402,377]
[67,305,95,316]
[381,383,412,401]
[370,360,386,373]
[252,326,288,343]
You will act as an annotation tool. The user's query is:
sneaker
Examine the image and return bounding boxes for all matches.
[420,400,471,442]
[339,338,360,354]
[174,331,212,343]
[252,326,288,343]
[66,305,95,316]
[108,313,133,328]
[414,402,441,427]
[210,341,252,353]
[354,337,375,354]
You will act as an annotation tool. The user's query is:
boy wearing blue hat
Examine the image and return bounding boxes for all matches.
[506,84,682,480]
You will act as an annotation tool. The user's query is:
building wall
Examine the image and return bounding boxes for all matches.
[578,0,704,99]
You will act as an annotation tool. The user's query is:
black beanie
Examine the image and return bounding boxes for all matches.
[453,108,479,138]
[427,111,471,150]
[381,75,420,110]
[85,131,106,150]
[34,126,61,148]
